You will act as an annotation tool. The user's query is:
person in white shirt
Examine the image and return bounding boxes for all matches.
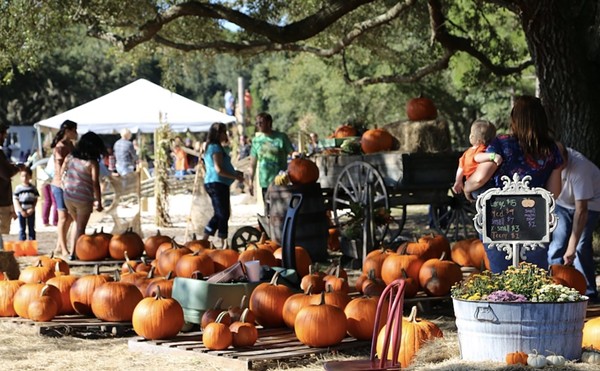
[548,144,600,300]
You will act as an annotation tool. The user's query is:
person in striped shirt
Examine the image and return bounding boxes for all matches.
[61,132,106,259]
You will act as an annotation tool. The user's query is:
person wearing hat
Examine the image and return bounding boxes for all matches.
[0,124,25,250]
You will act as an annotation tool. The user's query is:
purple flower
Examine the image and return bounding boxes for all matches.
[486,290,528,302]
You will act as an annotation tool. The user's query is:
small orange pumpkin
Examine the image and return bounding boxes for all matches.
[287,158,319,185]
[506,351,528,365]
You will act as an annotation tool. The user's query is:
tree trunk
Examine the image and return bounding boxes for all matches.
[519,0,600,166]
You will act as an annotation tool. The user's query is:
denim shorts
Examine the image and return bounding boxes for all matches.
[51,185,67,211]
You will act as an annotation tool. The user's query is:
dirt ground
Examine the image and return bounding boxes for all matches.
[1,195,599,371]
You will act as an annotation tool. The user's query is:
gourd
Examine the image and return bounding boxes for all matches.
[545,350,566,366]
[505,351,528,365]
[527,349,547,368]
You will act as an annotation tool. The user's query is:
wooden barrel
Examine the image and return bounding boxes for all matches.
[266,183,329,262]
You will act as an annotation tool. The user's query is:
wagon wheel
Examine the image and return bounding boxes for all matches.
[332,161,390,253]
[231,226,262,252]
[431,191,477,241]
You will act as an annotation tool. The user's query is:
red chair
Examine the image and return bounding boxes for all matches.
[323,279,406,371]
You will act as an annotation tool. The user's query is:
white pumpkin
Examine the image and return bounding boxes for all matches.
[527,349,547,368]
[581,349,600,365]
[545,351,566,366]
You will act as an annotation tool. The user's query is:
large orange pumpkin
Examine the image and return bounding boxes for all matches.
[272,246,312,277]
[75,230,110,261]
[175,251,214,278]
[282,287,315,329]
[69,266,112,315]
[361,129,394,154]
[28,284,59,322]
[418,254,463,297]
[406,95,437,121]
[46,274,78,315]
[381,253,424,286]
[287,158,319,185]
[363,247,395,278]
[294,291,347,347]
[109,228,145,260]
[91,281,143,321]
[13,282,62,319]
[249,272,293,328]
[132,287,184,340]
[344,296,386,340]
[377,306,443,367]
[157,242,192,277]
[240,245,277,267]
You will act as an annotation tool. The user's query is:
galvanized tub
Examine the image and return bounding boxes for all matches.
[453,298,587,361]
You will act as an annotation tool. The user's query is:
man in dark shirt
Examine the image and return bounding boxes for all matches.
[0,124,25,250]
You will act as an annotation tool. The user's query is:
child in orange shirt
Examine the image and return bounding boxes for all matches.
[452,120,498,194]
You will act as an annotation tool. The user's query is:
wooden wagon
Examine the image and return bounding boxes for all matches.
[313,150,476,263]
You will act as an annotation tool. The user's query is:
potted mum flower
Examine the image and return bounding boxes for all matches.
[451,263,588,362]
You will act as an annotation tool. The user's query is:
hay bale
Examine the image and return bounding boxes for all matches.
[0,251,21,279]
[383,119,452,153]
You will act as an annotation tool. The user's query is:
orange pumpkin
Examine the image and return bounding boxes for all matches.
[201,298,231,330]
[381,253,424,286]
[344,296,386,340]
[311,284,351,310]
[406,95,437,121]
[450,238,489,269]
[300,264,326,294]
[203,312,233,350]
[549,264,587,295]
[272,246,312,277]
[175,251,214,278]
[0,275,24,317]
[327,228,341,251]
[13,282,62,319]
[361,128,394,154]
[287,158,319,185]
[144,231,172,259]
[506,351,528,365]
[295,291,347,347]
[249,272,293,328]
[91,281,143,322]
[28,284,59,322]
[157,242,192,276]
[282,287,315,329]
[334,125,357,138]
[132,286,184,340]
[418,254,463,297]
[363,247,394,278]
[208,248,240,272]
[377,306,443,367]
[109,228,145,260]
[46,274,78,315]
[75,230,110,261]
[69,265,112,315]
[229,308,258,347]
[240,245,277,267]
[19,260,55,284]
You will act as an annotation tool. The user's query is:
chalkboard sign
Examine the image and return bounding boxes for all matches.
[485,194,548,242]
[474,174,557,248]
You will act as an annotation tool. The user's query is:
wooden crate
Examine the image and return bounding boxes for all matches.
[128,327,369,370]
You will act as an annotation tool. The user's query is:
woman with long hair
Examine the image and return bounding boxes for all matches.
[61,131,106,258]
[50,120,78,257]
[465,95,563,272]
[201,123,243,249]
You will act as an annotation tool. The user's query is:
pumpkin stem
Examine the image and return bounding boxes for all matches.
[124,250,130,262]
[240,308,251,323]
[114,269,121,281]
[239,295,247,309]
[259,232,267,244]
[54,261,62,273]
[213,297,224,310]
[40,284,51,296]
[191,270,203,280]
[407,305,418,322]
[166,271,174,280]
[215,311,229,324]
[269,271,281,285]
[146,266,156,279]
[439,251,446,261]
[126,262,135,273]
[153,286,163,300]
[1,272,8,281]
[94,265,101,275]
[318,291,326,306]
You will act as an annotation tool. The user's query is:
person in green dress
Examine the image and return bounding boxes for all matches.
[249,112,294,199]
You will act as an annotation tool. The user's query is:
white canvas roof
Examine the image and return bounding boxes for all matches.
[35,79,235,134]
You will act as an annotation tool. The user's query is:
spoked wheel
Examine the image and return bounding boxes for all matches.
[332,161,390,252]
[431,192,477,241]
[231,226,262,252]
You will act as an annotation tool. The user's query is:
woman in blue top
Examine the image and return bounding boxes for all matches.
[201,123,244,249]
[465,95,563,272]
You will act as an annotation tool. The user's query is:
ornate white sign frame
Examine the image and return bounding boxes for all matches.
[473,173,557,267]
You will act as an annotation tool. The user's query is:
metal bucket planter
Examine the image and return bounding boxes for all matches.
[453,298,588,361]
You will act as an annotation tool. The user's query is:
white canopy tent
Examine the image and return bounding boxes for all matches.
[35,79,235,134]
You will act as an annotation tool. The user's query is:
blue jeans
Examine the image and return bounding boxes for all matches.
[175,169,186,181]
[484,243,549,273]
[18,212,36,241]
[204,182,231,239]
[51,185,67,211]
[548,205,600,297]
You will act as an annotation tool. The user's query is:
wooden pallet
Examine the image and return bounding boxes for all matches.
[0,314,134,338]
[128,327,369,370]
